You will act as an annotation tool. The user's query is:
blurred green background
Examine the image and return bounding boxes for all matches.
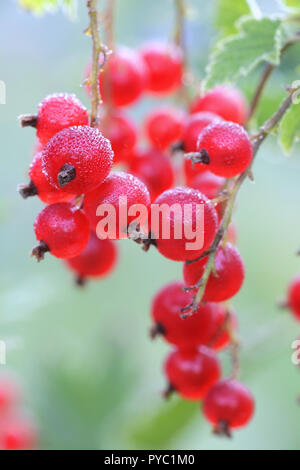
[1,0,300,450]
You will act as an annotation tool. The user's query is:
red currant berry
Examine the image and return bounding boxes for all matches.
[203,379,255,436]
[42,126,113,194]
[18,153,75,204]
[32,202,90,261]
[84,171,150,239]
[151,187,218,261]
[183,243,245,302]
[190,86,248,125]
[140,42,183,94]
[128,148,175,201]
[187,171,225,200]
[207,306,238,352]
[20,93,89,146]
[65,231,118,285]
[164,346,221,401]
[196,122,253,178]
[151,281,221,348]
[286,275,300,321]
[183,112,222,153]
[99,112,137,164]
[99,47,148,107]
[144,107,185,151]
[0,415,37,450]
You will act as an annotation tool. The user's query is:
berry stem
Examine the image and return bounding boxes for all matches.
[30,240,49,262]
[248,31,300,123]
[174,0,189,104]
[189,82,300,312]
[18,181,38,199]
[87,0,107,127]
[19,114,38,128]
[184,149,210,165]
[57,163,76,187]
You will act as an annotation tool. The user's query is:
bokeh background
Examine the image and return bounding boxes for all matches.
[1,0,300,450]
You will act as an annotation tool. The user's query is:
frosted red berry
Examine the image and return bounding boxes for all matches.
[286,275,300,321]
[151,187,218,261]
[32,202,90,261]
[99,47,148,107]
[145,107,185,151]
[203,379,254,435]
[20,93,89,146]
[140,42,183,94]
[128,148,175,201]
[65,231,118,284]
[18,153,75,204]
[164,346,221,401]
[190,86,248,125]
[183,112,222,153]
[99,112,137,164]
[196,121,253,178]
[84,171,150,239]
[183,243,245,302]
[42,126,113,194]
[151,281,221,348]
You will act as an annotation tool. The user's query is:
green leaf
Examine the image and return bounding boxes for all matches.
[279,101,300,154]
[18,0,77,18]
[282,0,300,9]
[204,17,284,91]
[216,0,250,37]
[131,399,199,449]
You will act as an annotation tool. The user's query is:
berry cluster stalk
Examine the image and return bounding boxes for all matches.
[186,82,300,314]
[87,0,105,127]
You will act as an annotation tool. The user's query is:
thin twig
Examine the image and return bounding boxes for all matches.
[248,33,300,122]
[185,83,300,314]
[87,0,106,127]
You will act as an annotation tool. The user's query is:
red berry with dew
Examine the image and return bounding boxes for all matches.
[164,346,221,401]
[84,171,150,239]
[151,281,222,348]
[203,379,255,436]
[65,231,118,285]
[183,243,245,302]
[42,125,113,194]
[196,121,253,178]
[140,42,183,95]
[151,187,218,261]
[20,93,89,146]
[190,86,248,125]
[145,107,185,151]
[32,202,90,261]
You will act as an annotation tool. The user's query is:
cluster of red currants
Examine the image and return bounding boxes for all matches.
[0,375,37,450]
[18,40,255,435]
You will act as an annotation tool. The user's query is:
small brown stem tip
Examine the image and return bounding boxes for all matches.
[162,383,176,399]
[57,164,76,188]
[30,240,49,262]
[213,420,232,438]
[18,181,38,199]
[150,322,166,340]
[19,114,38,128]
[75,275,87,287]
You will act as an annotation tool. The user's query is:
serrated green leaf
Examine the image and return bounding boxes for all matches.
[18,0,77,18]
[204,17,284,91]
[279,101,300,154]
[216,0,250,37]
